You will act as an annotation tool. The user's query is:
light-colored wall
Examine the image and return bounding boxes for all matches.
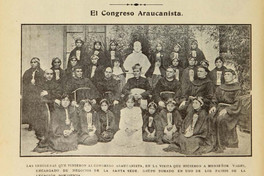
[22,25,64,74]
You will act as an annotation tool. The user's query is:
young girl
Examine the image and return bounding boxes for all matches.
[209,57,227,91]
[170,57,184,82]
[112,58,126,93]
[145,43,168,88]
[142,102,158,142]
[97,99,116,142]
[165,97,211,155]
[170,43,188,69]
[47,95,78,152]
[78,99,99,146]
[112,95,143,147]
[106,40,123,67]
[156,99,182,144]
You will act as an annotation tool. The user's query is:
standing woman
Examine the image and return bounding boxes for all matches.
[65,55,78,81]
[86,41,107,67]
[189,40,206,66]
[50,57,66,86]
[209,57,227,92]
[22,57,44,130]
[105,40,124,68]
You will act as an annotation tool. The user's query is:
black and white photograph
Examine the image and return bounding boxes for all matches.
[20,24,252,157]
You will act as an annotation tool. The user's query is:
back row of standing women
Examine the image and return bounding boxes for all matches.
[22,39,242,155]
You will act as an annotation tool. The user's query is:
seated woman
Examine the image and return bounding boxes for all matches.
[156,99,182,144]
[142,102,158,142]
[164,97,212,155]
[111,95,143,148]
[209,69,242,152]
[34,94,78,153]
[78,99,99,146]
[97,99,116,142]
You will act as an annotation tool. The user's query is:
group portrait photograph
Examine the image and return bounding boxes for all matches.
[20,24,251,156]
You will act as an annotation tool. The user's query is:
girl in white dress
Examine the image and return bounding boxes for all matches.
[112,95,143,147]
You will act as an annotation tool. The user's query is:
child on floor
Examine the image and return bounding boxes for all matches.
[156,99,182,144]
[142,102,158,142]
[111,95,143,147]
[78,99,99,146]
[97,99,116,142]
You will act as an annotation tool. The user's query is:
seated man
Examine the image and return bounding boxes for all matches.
[153,67,182,108]
[122,63,152,108]
[209,69,242,152]
[65,65,100,103]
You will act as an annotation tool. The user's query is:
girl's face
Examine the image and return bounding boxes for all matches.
[215,60,223,69]
[61,97,70,108]
[84,103,92,113]
[113,61,120,67]
[191,43,197,50]
[110,44,116,50]
[53,59,61,68]
[172,59,179,66]
[91,57,98,65]
[166,103,175,112]
[156,44,162,52]
[188,58,196,66]
[30,59,38,69]
[94,43,101,50]
[101,102,109,112]
[174,45,180,52]
[126,99,135,109]
[70,58,77,67]
[192,100,201,110]
[148,107,156,115]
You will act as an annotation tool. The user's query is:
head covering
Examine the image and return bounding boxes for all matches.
[193,96,204,107]
[215,56,224,63]
[197,65,210,73]
[109,40,117,46]
[191,39,198,46]
[75,39,84,44]
[148,102,158,109]
[30,57,40,63]
[100,99,110,105]
[166,98,177,106]
[132,63,142,71]
[225,68,236,75]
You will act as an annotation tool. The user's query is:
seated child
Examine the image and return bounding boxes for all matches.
[78,99,99,146]
[164,97,212,155]
[97,99,116,142]
[111,95,143,147]
[142,102,158,142]
[156,99,182,144]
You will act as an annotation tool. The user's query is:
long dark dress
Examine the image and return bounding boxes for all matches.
[78,110,99,145]
[189,48,206,65]
[48,105,78,152]
[97,110,116,142]
[174,108,212,155]
[86,49,107,67]
[208,66,227,92]
[156,109,182,144]
[181,66,197,98]
[22,67,44,126]
[142,112,158,142]
[210,82,242,150]
[68,46,87,66]
[51,67,66,87]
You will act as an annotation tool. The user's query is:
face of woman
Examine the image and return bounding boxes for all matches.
[76,41,83,48]
[156,44,162,52]
[172,59,179,66]
[126,99,135,109]
[188,58,196,66]
[215,60,223,68]
[148,107,156,115]
[101,102,109,112]
[110,44,116,50]
[70,59,77,67]
[191,43,197,50]
[174,45,180,52]
[30,59,38,69]
[61,98,70,108]
[94,43,101,50]
[84,103,92,112]
[166,103,175,112]
[53,59,61,69]
[192,100,201,110]
[197,67,207,79]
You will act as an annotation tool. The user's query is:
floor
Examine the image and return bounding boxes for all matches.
[20,124,251,157]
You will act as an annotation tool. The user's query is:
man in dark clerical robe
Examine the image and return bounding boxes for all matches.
[68,39,87,66]
[122,64,152,106]
[65,66,100,103]
[209,69,242,153]
[153,67,182,108]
